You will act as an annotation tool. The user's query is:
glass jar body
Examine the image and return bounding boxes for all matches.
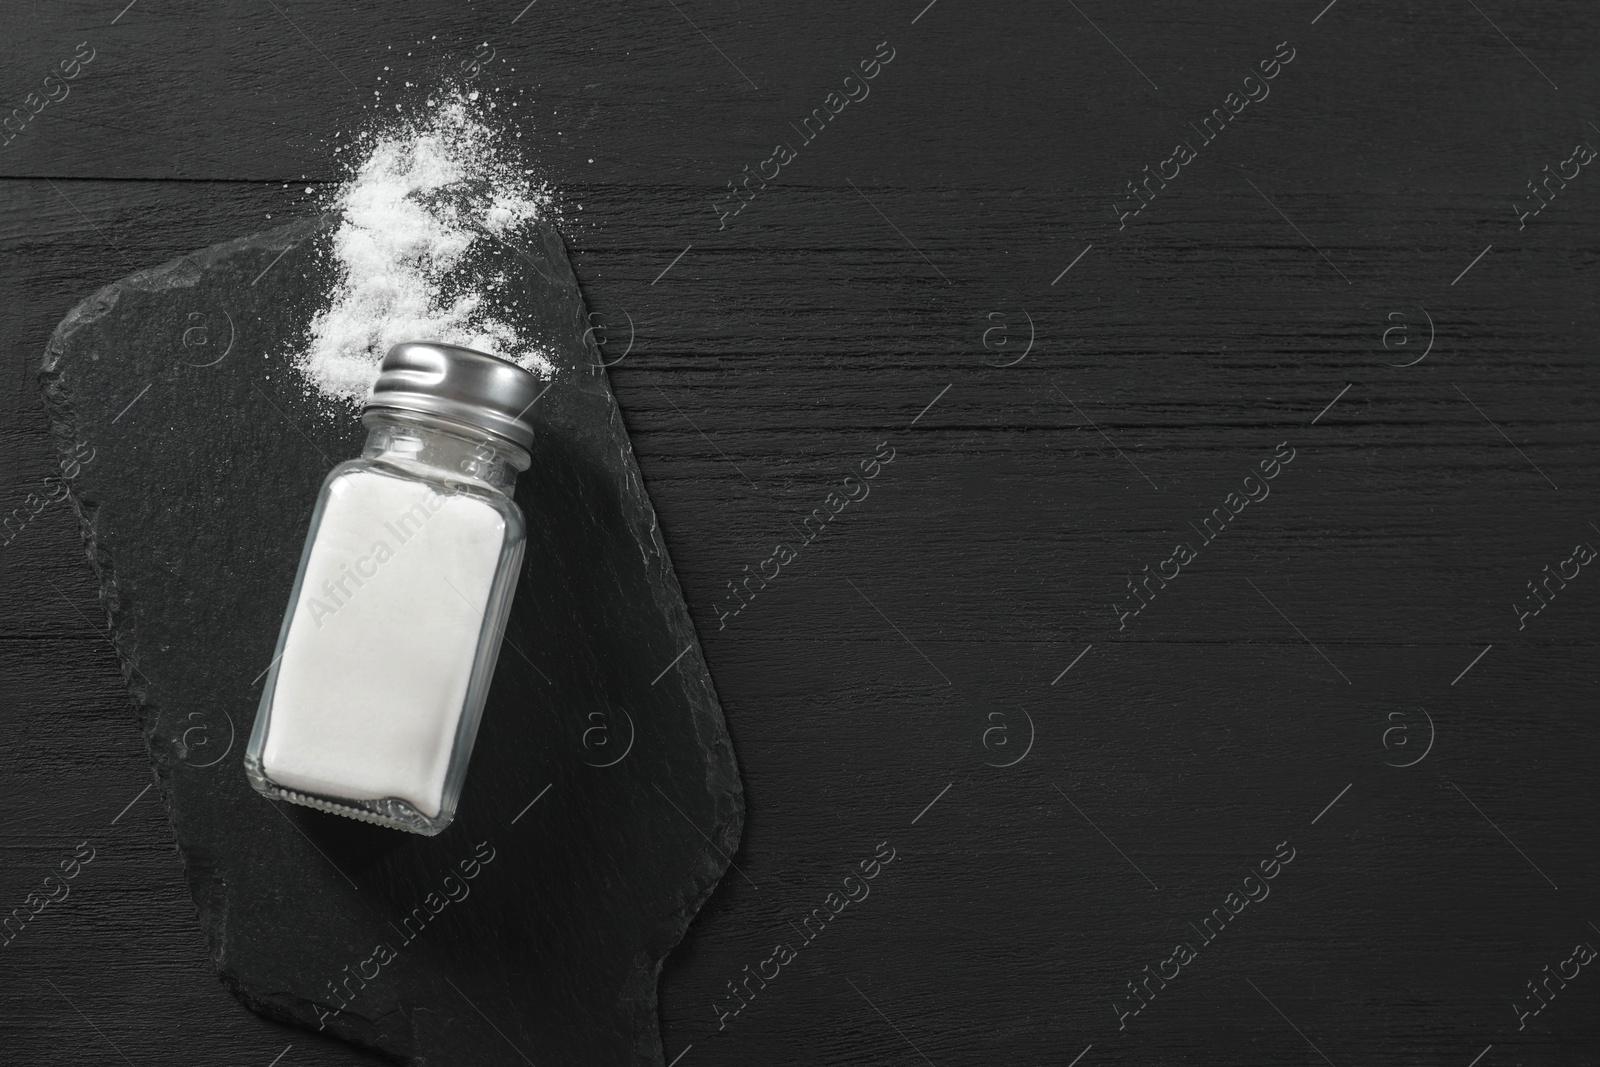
[245,411,528,835]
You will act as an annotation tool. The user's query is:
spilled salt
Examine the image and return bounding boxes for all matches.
[295,92,556,406]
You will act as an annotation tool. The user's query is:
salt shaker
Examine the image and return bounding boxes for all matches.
[245,341,541,835]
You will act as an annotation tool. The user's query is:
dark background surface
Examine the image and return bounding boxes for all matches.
[2,2,1597,1066]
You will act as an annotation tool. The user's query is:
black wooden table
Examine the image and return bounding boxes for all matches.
[3,2,1597,1064]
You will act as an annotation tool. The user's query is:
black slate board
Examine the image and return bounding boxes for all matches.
[38,214,743,1067]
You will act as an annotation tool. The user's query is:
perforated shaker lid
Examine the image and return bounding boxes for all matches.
[363,341,544,451]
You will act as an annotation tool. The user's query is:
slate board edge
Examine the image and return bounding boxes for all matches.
[37,217,747,1067]
[553,232,747,1066]
[34,218,375,1055]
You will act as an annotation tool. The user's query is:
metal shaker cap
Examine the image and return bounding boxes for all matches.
[363,341,544,451]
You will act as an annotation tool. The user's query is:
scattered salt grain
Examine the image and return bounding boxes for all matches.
[295,92,556,407]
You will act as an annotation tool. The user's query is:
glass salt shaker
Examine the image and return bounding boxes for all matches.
[245,341,540,835]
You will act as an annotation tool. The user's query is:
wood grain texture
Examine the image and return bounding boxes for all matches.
[3,1,1598,1065]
